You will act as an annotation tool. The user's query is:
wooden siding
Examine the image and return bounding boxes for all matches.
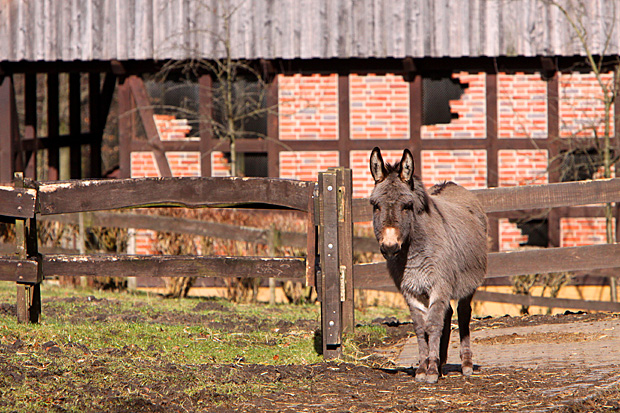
[1,0,619,62]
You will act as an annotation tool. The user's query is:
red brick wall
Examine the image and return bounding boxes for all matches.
[422,150,487,189]
[279,151,340,181]
[278,74,338,141]
[350,74,409,140]
[561,218,615,247]
[560,72,615,138]
[498,72,547,138]
[421,72,486,139]
[498,149,548,187]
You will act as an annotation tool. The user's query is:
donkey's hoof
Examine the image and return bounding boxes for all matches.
[462,366,474,377]
[425,373,439,384]
[414,372,427,382]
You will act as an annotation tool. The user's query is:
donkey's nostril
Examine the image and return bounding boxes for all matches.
[380,243,401,259]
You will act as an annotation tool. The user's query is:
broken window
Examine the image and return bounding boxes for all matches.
[422,76,467,125]
[514,218,549,248]
[559,148,606,182]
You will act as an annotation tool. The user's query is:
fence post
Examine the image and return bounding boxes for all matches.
[331,167,355,333]
[318,167,354,359]
[14,172,41,324]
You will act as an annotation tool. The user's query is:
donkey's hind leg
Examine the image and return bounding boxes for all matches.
[457,294,475,376]
[439,305,453,369]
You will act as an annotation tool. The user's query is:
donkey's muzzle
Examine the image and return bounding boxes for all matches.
[380,227,401,259]
[380,242,401,259]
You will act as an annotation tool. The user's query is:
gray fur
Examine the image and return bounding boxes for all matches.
[369,147,488,383]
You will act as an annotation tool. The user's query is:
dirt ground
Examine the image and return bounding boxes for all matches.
[1,296,619,412]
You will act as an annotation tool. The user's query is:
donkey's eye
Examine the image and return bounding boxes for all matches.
[373,204,380,212]
[402,203,413,212]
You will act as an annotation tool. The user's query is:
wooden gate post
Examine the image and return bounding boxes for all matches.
[317,167,354,359]
[14,172,41,323]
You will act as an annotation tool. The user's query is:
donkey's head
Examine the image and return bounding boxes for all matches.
[369,147,429,259]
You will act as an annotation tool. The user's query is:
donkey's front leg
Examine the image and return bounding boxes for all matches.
[409,307,430,382]
[404,293,431,382]
[424,299,451,383]
[457,294,475,376]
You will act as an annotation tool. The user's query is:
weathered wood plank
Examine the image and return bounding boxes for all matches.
[473,290,620,313]
[42,254,306,280]
[355,243,620,290]
[474,178,620,213]
[37,177,315,215]
[0,186,37,219]
[353,178,620,222]
[40,211,308,249]
[0,258,38,283]
[487,243,620,278]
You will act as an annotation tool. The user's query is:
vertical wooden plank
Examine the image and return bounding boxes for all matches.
[13,172,28,324]
[69,72,82,179]
[267,75,280,178]
[89,72,102,178]
[486,72,499,251]
[306,183,318,287]
[319,171,342,359]
[334,167,354,333]
[24,73,37,179]
[0,76,18,183]
[547,71,561,248]
[126,76,172,177]
[338,74,350,167]
[199,74,213,177]
[118,79,132,179]
[47,73,60,181]
[409,73,422,169]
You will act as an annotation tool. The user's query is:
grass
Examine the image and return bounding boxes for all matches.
[0,282,410,411]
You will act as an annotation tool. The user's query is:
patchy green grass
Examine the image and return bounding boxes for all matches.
[0,282,409,411]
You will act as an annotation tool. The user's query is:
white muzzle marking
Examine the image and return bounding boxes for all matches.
[382,227,399,247]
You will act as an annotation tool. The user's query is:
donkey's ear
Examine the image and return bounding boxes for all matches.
[369,147,387,183]
[399,149,415,184]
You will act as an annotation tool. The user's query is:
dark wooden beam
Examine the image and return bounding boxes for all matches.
[409,74,423,170]
[69,73,82,179]
[547,71,561,248]
[42,254,306,280]
[267,75,280,178]
[0,76,22,183]
[199,74,214,177]
[47,73,59,180]
[338,74,350,167]
[486,72,499,251]
[126,76,173,177]
[89,72,102,178]
[24,74,38,179]
[37,177,315,215]
[117,79,132,179]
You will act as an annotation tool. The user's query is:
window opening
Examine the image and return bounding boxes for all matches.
[422,76,467,125]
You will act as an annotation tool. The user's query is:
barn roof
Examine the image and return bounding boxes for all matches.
[1,0,619,63]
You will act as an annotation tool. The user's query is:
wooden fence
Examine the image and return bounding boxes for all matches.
[2,169,620,359]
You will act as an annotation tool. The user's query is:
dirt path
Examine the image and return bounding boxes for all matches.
[398,318,620,369]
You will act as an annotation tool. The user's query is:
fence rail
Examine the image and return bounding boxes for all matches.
[2,173,620,358]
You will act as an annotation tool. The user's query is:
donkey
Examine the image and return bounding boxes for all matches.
[369,147,487,383]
